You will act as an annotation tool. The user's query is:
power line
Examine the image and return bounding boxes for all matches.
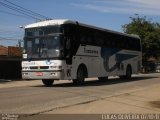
[0,0,51,20]
[0,10,32,19]
[0,29,20,34]
[0,37,21,41]
[0,28,23,33]
[0,28,23,37]
[4,0,50,20]
[0,1,41,20]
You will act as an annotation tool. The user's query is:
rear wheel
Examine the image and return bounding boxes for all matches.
[120,65,132,79]
[125,65,132,79]
[42,79,54,87]
[73,65,87,85]
[98,77,108,82]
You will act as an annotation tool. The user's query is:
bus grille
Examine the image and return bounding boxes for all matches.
[30,66,49,69]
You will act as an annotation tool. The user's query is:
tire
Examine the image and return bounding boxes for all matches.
[73,65,87,85]
[98,77,108,82]
[125,65,132,79]
[103,57,109,72]
[120,65,132,80]
[42,79,54,87]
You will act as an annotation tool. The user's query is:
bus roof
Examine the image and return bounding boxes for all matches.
[25,19,140,39]
[25,19,75,28]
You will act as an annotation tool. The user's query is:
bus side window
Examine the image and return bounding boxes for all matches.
[130,38,134,50]
[135,39,141,51]
[104,33,111,47]
[94,31,104,46]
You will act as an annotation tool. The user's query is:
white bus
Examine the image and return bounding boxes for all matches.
[22,19,142,86]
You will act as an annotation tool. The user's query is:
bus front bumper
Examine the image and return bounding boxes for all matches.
[22,70,64,80]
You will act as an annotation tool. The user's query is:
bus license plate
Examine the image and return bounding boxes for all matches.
[36,72,43,76]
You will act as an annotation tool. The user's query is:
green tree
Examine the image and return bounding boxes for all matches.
[122,14,160,60]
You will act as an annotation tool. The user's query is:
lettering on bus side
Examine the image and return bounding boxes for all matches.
[84,48,98,54]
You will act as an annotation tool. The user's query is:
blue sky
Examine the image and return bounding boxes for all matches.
[0,0,160,46]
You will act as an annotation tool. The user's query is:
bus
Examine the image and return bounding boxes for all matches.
[22,19,142,86]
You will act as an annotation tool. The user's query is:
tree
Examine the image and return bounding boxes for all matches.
[122,14,160,61]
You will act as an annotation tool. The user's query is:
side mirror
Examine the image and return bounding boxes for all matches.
[66,39,71,49]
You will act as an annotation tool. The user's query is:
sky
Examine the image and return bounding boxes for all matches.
[0,0,160,46]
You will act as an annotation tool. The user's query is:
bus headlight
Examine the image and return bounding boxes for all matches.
[50,66,62,70]
[22,67,30,70]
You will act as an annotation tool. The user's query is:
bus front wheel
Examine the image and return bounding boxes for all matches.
[42,79,54,87]
[73,65,87,85]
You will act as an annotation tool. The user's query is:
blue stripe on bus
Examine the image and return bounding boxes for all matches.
[100,47,138,72]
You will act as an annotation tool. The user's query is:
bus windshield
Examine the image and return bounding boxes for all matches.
[24,26,64,59]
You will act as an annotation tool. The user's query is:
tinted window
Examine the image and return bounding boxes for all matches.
[64,24,141,51]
